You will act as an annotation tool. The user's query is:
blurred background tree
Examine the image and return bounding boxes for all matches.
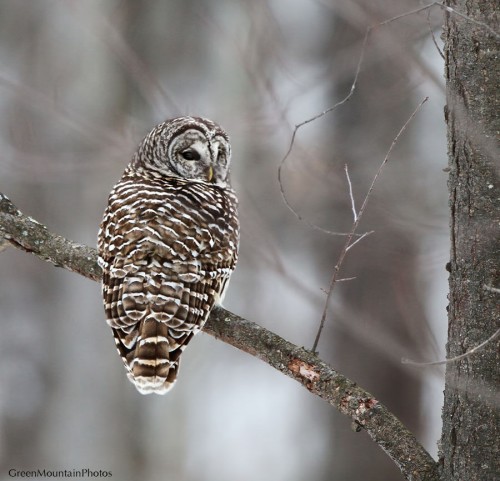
[0,1,453,480]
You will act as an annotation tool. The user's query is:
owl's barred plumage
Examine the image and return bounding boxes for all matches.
[98,117,239,394]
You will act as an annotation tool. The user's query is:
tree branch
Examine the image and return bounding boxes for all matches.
[0,192,439,481]
[0,193,101,281]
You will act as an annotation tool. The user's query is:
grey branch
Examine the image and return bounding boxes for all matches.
[0,192,439,481]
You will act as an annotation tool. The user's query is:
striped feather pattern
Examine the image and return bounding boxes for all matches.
[98,117,239,394]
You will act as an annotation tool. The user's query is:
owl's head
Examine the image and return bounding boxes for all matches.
[131,116,232,187]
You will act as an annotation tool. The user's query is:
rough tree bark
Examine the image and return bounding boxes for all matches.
[440,1,500,480]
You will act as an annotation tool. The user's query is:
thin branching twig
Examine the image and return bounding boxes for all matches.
[345,165,358,222]
[484,284,500,294]
[311,97,429,353]
[426,9,445,60]
[277,29,370,237]
[278,1,499,238]
[402,285,500,366]
[378,2,499,38]
[402,328,500,367]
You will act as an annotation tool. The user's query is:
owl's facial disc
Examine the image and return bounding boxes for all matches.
[171,135,212,181]
[167,129,230,185]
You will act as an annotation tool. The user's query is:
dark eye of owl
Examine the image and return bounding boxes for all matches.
[181,149,200,161]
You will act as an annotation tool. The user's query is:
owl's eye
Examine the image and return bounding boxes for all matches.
[181,149,200,161]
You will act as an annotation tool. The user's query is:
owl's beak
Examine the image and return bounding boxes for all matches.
[206,166,214,182]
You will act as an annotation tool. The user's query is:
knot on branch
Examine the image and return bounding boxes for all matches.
[288,358,320,390]
[340,392,379,427]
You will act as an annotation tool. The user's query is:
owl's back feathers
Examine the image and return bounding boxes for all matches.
[98,118,239,394]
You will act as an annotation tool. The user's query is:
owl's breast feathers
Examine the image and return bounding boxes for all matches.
[97,171,239,394]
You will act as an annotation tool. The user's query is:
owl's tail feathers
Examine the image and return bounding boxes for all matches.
[127,318,179,395]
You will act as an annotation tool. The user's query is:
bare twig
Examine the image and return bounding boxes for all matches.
[484,284,500,294]
[278,1,499,236]
[402,328,500,367]
[345,164,358,222]
[311,97,429,353]
[426,9,445,60]
[277,29,370,237]
[439,2,500,39]
[345,230,374,253]
[0,191,439,481]
[378,2,499,38]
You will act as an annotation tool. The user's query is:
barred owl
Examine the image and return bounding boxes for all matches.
[97,116,239,395]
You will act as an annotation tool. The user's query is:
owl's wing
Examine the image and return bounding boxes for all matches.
[98,187,238,394]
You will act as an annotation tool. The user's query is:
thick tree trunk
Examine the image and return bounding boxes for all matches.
[440,1,499,480]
